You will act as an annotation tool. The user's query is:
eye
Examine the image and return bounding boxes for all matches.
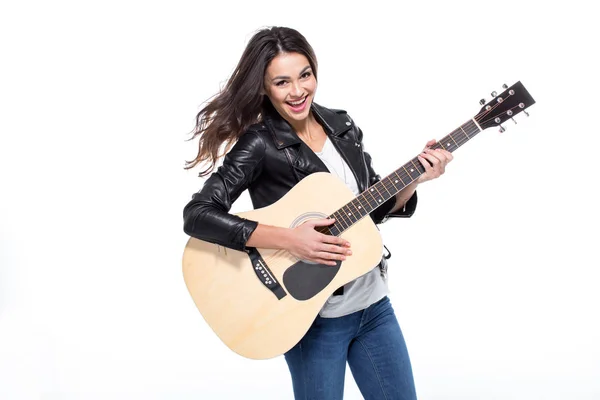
[301,71,312,79]
[276,81,287,87]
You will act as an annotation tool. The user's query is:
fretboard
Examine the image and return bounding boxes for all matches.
[322,119,482,236]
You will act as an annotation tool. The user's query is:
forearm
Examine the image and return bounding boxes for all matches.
[390,181,418,214]
[246,223,294,250]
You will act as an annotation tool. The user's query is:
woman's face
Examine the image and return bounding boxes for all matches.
[263,52,317,124]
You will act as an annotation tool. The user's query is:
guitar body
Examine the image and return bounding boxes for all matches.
[182,172,383,359]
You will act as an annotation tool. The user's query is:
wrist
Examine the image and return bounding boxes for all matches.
[278,227,295,251]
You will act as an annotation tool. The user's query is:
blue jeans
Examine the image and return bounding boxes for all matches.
[284,296,417,400]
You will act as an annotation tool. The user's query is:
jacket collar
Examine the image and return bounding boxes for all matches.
[262,100,351,149]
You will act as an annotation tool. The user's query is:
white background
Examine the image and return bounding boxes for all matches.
[1,0,599,399]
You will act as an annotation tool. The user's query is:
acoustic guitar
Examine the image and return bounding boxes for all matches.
[182,81,535,359]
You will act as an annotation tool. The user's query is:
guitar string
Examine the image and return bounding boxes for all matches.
[344,93,526,223]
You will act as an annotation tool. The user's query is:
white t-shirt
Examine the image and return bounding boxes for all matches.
[315,137,388,318]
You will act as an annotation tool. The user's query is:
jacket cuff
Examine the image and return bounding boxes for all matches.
[378,190,418,224]
[236,218,260,252]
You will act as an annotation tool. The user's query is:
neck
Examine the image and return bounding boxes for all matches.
[289,112,318,140]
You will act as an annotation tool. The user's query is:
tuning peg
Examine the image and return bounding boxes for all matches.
[479,99,486,105]
[507,110,516,124]
[523,110,529,117]
[499,125,505,133]
[502,83,508,89]
[491,91,498,98]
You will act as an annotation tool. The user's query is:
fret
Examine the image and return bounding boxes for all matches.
[460,126,470,139]
[332,209,349,230]
[347,198,362,220]
[328,223,341,237]
[388,175,403,193]
[365,186,380,208]
[457,125,471,144]
[402,165,416,182]
[380,177,394,197]
[410,159,425,175]
[341,204,357,224]
[338,208,352,228]
[353,194,370,217]
[371,184,385,206]
[448,132,460,148]
[465,120,480,138]
[393,171,407,187]
[439,138,454,151]
[353,196,368,217]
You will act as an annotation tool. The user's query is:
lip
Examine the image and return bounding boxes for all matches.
[286,95,309,112]
[286,95,307,105]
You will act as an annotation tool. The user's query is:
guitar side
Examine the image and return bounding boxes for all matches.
[182,172,383,359]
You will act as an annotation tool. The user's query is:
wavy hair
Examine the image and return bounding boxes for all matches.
[185,26,318,176]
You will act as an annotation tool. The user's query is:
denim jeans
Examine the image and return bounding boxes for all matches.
[284,296,417,400]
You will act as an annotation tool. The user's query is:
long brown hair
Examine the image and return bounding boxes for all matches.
[184,26,319,177]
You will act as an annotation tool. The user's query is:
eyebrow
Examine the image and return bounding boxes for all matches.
[271,66,312,81]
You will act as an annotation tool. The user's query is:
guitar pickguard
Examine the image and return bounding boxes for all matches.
[282,259,342,301]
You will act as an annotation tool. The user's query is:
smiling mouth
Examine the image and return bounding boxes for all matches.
[286,96,307,107]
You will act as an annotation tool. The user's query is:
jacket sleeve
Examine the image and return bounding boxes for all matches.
[183,130,266,251]
[357,126,418,224]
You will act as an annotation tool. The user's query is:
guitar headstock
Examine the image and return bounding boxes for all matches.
[476,81,535,132]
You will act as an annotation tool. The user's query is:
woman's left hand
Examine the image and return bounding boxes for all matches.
[416,139,453,184]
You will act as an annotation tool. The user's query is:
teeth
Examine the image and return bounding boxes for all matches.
[288,97,306,106]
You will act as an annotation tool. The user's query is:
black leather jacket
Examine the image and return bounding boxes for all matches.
[183,101,417,252]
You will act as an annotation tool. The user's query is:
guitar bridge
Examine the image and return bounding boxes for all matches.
[246,247,287,300]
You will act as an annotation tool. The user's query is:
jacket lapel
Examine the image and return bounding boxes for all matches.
[328,135,368,192]
[311,103,369,192]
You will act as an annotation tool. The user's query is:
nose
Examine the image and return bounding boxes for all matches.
[290,81,303,98]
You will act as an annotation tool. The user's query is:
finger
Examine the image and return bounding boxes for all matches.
[420,151,441,166]
[423,139,437,149]
[314,258,338,266]
[428,150,448,174]
[444,150,454,162]
[310,218,336,227]
[417,155,433,174]
[425,148,448,161]
[435,148,453,162]
[320,243,353,255]
[320,233,351,247]
[431,149,452,170]
[315,251,346,262]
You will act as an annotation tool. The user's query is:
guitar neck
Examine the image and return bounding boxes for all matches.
[326,118,482,236]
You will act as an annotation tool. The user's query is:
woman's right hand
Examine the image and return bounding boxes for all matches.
[286,218,352,266]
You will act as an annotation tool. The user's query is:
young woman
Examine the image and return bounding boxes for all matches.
[183,26,452,400]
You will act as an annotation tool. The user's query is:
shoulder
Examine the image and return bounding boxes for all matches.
[312,102,359,134]
[244,123,272,146]
[313,102,350,119]
[226,125,267,157]
[313,103,364,143]
[313,100,347,115]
